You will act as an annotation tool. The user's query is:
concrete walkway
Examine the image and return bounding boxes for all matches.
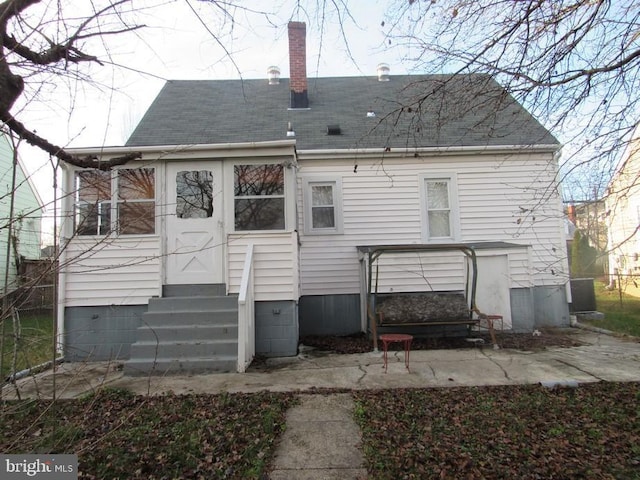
[3,328,640,399]
[269,394,367,480]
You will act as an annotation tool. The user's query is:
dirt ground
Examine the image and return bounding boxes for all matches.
[299,329,584,355]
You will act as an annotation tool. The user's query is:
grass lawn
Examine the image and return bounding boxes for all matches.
[0,312,55,379]
[1,384,638,479]
[585,282,640,337]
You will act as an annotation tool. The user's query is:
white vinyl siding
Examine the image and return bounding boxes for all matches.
[370,251,467,292]
[297,153,566,296]
[607,137,640,277]
[63,236,161,306]
[226,232,299,301]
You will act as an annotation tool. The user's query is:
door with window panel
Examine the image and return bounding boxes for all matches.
[165,162,223,285]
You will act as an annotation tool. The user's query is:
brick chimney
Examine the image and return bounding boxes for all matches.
[288,21,308,109]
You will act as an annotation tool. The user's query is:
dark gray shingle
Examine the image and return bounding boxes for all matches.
[125,74,558,149]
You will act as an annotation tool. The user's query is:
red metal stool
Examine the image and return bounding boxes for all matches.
[379,333,413,373]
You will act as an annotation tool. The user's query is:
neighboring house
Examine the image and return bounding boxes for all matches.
[567,200,608,252]
[566,200,608,276]
[59,22,569,373]
[576,200,608,253]
[0,132,43,297]
[606,126,640,287]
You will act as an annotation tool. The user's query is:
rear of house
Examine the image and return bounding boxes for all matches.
[57,22,569,373]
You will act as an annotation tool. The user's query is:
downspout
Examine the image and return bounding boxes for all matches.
[56,163,70,360]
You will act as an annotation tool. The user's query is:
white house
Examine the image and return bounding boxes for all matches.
[59,22,570,374]
[606,126,640,289]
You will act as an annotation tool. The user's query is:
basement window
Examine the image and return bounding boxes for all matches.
[234,164,285,230]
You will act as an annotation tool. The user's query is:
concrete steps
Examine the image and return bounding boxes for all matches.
[124,284,238,375]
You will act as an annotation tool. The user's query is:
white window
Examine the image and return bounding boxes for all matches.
[303,178,343,234]
[75,170,111,236]
[420,174,459,242]
[234,164,285,230]
[116,169,156,234]
[74,167,156,236]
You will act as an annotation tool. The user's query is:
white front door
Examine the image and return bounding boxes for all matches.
[165,161,224,285]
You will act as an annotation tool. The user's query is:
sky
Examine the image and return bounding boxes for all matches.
[14,0,407,244]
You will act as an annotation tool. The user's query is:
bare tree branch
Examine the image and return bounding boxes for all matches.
[1,111,139,169]
[381,0,639,201]
[0,0,142,169]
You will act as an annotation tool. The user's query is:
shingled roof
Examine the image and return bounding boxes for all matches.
[125,74,559,150]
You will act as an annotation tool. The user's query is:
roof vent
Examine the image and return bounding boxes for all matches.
[377,63,390,81]
[267,66,281,85]
[327,125,341,135]
[366,110,376,117]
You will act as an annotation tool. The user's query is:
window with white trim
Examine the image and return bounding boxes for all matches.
[116,169,156,234]
[75,170,111,235]
[74,167,156,236]
[303,178,343,234]
[420,174,459,241]
[234,164,285,230]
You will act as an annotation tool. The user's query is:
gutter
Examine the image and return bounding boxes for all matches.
[297,144,560,160]
[66,141,557,161]
[66,140,297,157]
[56,164,72,357]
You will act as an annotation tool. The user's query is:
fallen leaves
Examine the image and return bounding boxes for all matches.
[353,382,640,479]
[299,330,584,355]
[0,388,297,479]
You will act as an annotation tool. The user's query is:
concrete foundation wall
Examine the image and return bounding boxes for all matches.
[299,294,361,336]
[64,305,145,361]
[510,286,570,331]
[533,285,571,328]
[255,300,298,357]
[300,288,569,336]
[63,287,569,362]
[510,288,536,332]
